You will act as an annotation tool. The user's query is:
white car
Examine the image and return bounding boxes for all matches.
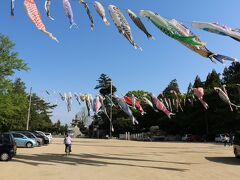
[36,131,50,143]
[181,134,192,141]
[44,132,53,143]
[215,134,229,143]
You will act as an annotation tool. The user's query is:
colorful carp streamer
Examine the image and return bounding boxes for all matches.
[170,90,183,112]
[45,90,50,95]
[74,93,81,105]
[214,86,240,111]
[140,10,237,63]
[142,96,158,112]
[140,10,205,46]
[63,0,77,28]
[11,0,15,16]
[131,94,136,108]
[108,5,142,50]
[170,19,237,64]
[24,0,59,42]
[150,93,175,118]
[98,95,111,120]
[85,94,93,116]
[94,1,110,26]
[192,88,209,109]
[105,95,115,107]
[192,22,240,42]
[80,0,94,30]
[168,98,172,112]
[160,93,169,109]
[59,93,65,101]
[93,95,102,113]
[44,0,54,20]
[127,9,154,40]
[66,92,72,112]
[115,96,139,125]
[124,96,145,115]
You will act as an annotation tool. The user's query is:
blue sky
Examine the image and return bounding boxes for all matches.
[1,0,240,124]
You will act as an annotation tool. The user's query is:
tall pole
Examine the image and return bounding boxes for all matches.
[26,87,32,130]
[205,111,209,135]
[110,81,112,139]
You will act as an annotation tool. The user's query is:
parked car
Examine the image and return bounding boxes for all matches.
[44,132,53,143]
[12,131,43,146]
[233,131,240,158]
[215,134,229,143]
[36,131,50,143]
[30,131,49,145]
[181,134,192,141]
[11,132,37,148]
[0,132,17,161]
[181,134,202,142]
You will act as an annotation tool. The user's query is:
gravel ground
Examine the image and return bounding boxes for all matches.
[1,138,240,180]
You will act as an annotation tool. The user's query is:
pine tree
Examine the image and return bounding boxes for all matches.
[95,74,117,96]
[193,75,204,87]
[222,62,240,84]
[162,79,180,97]
[205,70,221,89]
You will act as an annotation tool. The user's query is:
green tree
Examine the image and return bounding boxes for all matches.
[0,79,28,131]
[222,62,240,84]
[76,108,89,133]
[0,34,29,131]
[0,34,28,91]
[193,75,204,87]
[187,82,193,94]
[205,70,221,89]
[162,79,180,97]
[95,74,117,96]
[28,93,55,131]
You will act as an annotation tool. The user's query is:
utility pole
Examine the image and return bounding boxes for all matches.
[26,87,32,130]
[109,81,113,139]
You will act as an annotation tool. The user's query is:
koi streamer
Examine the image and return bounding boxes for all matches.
[44,0,54,20]
[80,0,94,30]
[24,0,58,42]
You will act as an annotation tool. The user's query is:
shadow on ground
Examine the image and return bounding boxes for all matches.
[13,153,189,172]
[53,142,218,152]
[205,156,240,165]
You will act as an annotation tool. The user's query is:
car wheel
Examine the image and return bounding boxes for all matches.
[0,153,10,161]
[37,141,40,146]
[26,142,33,148]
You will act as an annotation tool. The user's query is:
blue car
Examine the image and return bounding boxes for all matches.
[11,132,37,148]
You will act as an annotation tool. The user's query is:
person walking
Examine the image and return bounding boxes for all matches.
[229,133,234,146]
[64,134,72,154]
[224,134,229,147]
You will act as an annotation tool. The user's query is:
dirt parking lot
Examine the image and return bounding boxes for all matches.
[1,138,240,180]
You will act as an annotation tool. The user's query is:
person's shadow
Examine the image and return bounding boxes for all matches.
[12,153,189,172]
[205,156,240,165]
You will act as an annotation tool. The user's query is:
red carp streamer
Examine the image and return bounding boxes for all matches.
[24,0,58,43]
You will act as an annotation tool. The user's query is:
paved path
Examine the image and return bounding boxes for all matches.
[1,138,240,180]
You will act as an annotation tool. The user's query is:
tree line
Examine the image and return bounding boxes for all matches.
[92,64,240,140]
